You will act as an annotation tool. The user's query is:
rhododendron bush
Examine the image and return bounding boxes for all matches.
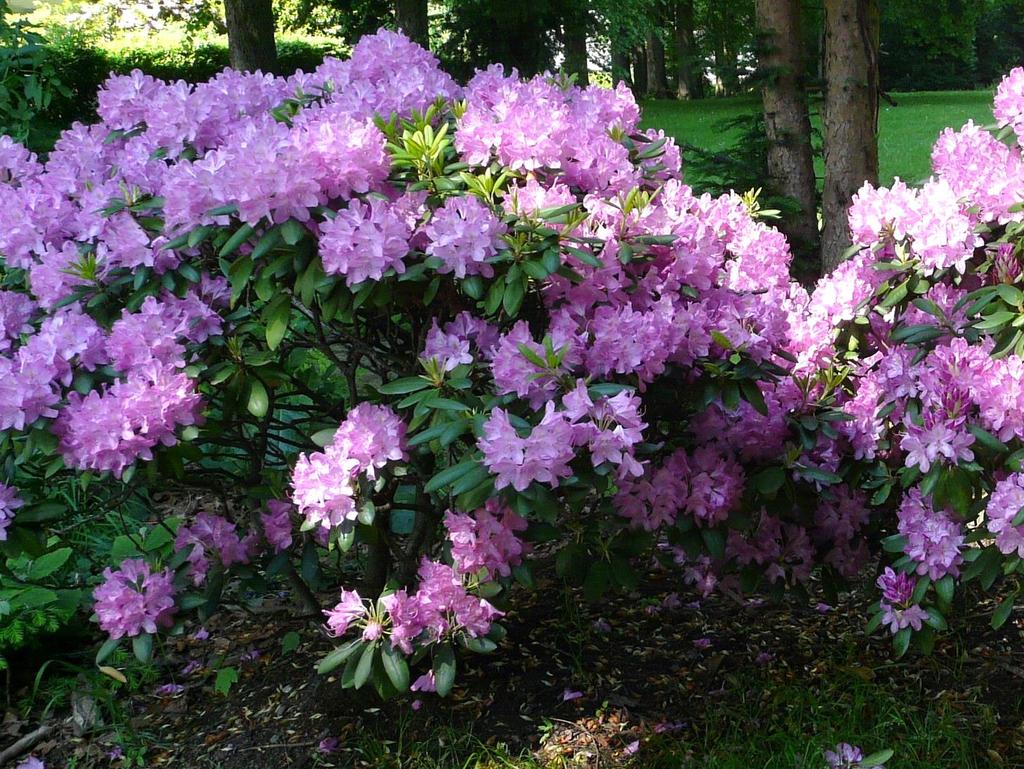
[4,29,1024,696]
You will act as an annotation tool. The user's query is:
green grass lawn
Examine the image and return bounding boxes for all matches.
[640,90,995,189]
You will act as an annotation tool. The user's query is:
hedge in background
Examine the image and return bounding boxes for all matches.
[42,32,342,125]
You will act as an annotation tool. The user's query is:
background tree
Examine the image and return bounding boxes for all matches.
[395,0,429,47]
[673,0,704,98]
[561,0,590,86]
[821,0,879,272]
[755,0,818,257]
[223,0,277,73]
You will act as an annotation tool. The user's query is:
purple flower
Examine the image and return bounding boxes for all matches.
[424,195,507,278]
[93,559,176,640]
[318,737,339,754]
[444,500,528,578]
[0,483,24,542]
[411,671,436,693]
[323,589,366,637]
[292,404,407,531]
[260,500,293,554]
[562,688,583,701]
[155,683,184,696]
[319,197,411,286]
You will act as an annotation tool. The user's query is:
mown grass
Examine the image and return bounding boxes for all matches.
[640,90,995,188]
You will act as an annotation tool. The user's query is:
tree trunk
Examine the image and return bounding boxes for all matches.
[673,0,702,99]
[563,1,589,86]
[224,0,277,73]
[395,0,429,48]
[756,0,819,257]
[645,30,669,97]
[612,40,633,88]
[633,44,649,96]
[821,0,879,273]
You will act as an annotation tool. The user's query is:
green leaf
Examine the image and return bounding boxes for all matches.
[893,626,911,657]
[15,502,66,524]
[353,642,376,689]
[968,424,1007,454]
[280,218,306,245]
[251,226,282,260]
[132,633,153,663]
[432,643,456,697]
[215,666,239,695]
[700,527,726,559]
[860,750,894,767]
[935,575,955,607]
[425,459,480,494]
[265,294,291,351]
[247,379,269,418]
[517,343,548,369]
[311,428,337,447]
[924,607,947,631]
[484,280,505,315]
[281,631,301,655]
[27,547,72,580]
[218,223,254,257]
[381,644,409,691]
[503,274,525,315]
[377,377,431,395]
[739,380,767,415]
[317,639,362,675]
[992,592,1016,630]
[462,275,484,299]
[95,637,121,665]
[752,467,786,496]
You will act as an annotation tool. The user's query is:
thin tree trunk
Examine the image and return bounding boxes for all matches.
[612,40,633,88]
[563,1,589,86]
[633,44,649,96]
[224,0,277,73]
[645,30,668,97]
[674,0,702,99]
[395,0,429,48]
[756,0,819,257]
[821,0,879,273]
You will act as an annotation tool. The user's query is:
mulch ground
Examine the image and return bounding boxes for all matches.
[10,562,1024,769]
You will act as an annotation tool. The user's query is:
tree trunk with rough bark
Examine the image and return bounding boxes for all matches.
[224,0,277,73]
[395,0,429,48]
[821,0,879,273]
[756,0,819,258]
[563,1,589,86]
[645,30,669,97]
[633,43,649,96]
[673,0,702,99]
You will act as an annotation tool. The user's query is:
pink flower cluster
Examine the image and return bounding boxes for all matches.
[291,404,407,530]
[324,559,501,654]
[986,474,1024,557]
[319,197,412,285]
[175,512,258,585]
[424,196,507,279]
[876,567,928,635]
[93,558,176,639]
[261,500,294,554]
[54,363,203,478]
[443,500,528,578]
